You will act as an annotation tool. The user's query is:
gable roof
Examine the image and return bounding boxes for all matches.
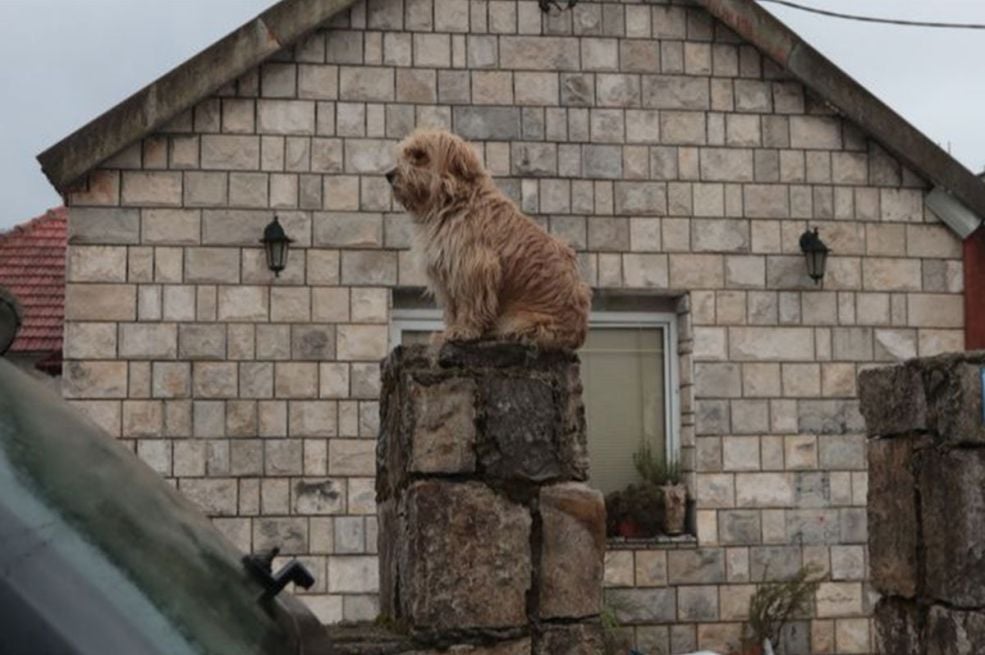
[37,0,354,193]
[38,0,985,238]
[0,207,67,355]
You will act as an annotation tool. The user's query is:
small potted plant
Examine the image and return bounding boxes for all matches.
[734,565,822,655]
[605,483,661,538]
[632,442,687,536]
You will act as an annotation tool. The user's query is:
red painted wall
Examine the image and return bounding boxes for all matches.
[965,226,985,350]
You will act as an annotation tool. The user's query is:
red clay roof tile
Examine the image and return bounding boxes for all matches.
[0,207,67,354]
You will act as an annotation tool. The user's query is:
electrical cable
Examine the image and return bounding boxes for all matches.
[759,0,985,29]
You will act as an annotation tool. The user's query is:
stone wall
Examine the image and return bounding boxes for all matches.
[60,0,965,652]
[860,353,985,654]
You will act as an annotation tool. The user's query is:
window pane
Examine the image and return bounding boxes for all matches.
[579,327,665,494]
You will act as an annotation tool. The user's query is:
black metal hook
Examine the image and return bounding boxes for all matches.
[243,547,316,601]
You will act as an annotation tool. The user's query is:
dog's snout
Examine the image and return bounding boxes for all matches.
[385,168,397,184]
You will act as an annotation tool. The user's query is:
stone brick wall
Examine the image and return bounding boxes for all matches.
[61,0,964,652]
[859,353,985,653]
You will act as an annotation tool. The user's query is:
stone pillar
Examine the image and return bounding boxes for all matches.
[377,342,606,654]
[859,352,985,653]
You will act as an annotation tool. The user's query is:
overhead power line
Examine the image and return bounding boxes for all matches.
[759,0,985,29]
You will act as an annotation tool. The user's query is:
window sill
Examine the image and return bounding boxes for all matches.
[606,533,698,551]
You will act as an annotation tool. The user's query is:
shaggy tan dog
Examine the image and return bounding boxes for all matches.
[386,129,591,350]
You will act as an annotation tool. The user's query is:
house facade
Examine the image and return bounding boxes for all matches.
[42,0,985,653]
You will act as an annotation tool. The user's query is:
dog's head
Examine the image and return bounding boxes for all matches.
[386,129,484,218]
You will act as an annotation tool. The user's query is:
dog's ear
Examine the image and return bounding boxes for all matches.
[449,142,482,182]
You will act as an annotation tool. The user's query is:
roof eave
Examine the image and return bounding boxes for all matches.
[37,0,357,193]
[695,0,985,237]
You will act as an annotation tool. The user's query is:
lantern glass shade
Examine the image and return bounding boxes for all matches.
[261,217,294,277]
[799,227,830,284]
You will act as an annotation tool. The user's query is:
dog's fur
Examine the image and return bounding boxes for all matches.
[387,129,591,350]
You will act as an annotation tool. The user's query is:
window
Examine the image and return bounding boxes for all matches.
[390,308,679,495]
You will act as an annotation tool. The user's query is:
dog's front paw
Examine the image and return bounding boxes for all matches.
[442,326,482,342]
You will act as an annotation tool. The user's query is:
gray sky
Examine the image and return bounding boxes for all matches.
[0,0,983,229]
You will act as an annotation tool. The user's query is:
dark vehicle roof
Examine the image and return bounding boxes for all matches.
[0,360,327,655]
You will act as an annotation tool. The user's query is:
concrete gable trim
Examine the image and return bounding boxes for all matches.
[697,0,985,237]
[37,0,356,193]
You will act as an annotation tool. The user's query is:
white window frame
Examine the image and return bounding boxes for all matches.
[390,308,681,464]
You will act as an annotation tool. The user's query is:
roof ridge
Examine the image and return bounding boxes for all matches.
[37,0,358,192]
[0,207,68,245]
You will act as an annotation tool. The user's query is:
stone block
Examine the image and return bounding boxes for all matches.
[69,208,139,245]
[200,135,260,170]
[613,182,667,215]
[921,447,985,606]
[184,247,239,284]
[217,286,269,321]
[694,362,742,398]
[121,172,181,206]
[797,399,865,435]
[499,36,579,70]
[119,323,177,359]
[678,585,718,621]
[604,588,675,624]
[699,148,753,182]
[275,362,319,399]
[329,439,376,476]
[408,377,478,475]
[337,325,389,360]
[293,479,346,515]
[604,551,634,587]
[815,582,863,618]
[341,250,398,286]
[179,479,237,517]
[923,359,985,443]
[480,375,585,483]
[736,472,793,508]
[744,184,789,218]
[178,324,226,360]
[642,75,709,110]
[583,145,623,180]
[728,327,814,361]
[192,362,238,398]
[534,624,605,655]
[790,116,841,149]
[692,218,749,252]
[453,106,522,140]
[596,74,639,107]
[926,605,985,655]
[292,325,336,360]
[667,549,726,585]
[393,480,531,629]
[719,510,760,545]
[538,483,605,619]
[65,284,136,321]
[873,598,922,655]
[512,142,557,177]
[516,72,559,106]
[67,246,126,283]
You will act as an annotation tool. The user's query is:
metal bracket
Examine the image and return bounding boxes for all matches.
[243,547,316,601]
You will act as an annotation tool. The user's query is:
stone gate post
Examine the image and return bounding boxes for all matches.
[860,352,985,653]
[376,342,606,654]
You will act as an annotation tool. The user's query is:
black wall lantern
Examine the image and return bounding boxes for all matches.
[799,227,830,285]
[261,216,294,277]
